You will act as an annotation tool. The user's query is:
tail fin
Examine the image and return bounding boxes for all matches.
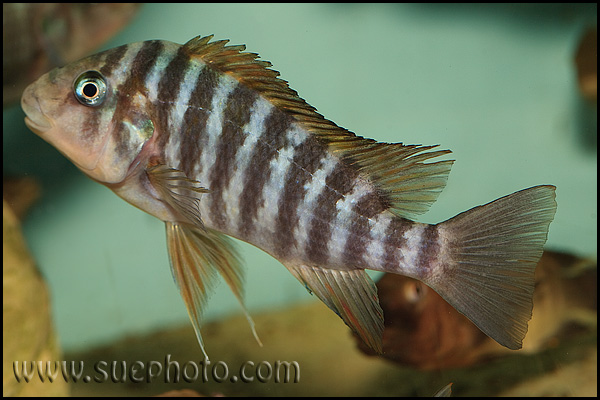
[430,185,557,349]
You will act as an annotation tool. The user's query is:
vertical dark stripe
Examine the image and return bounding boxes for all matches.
[120,40,164,96]
[108,41,165,157]
[417,224,440,277]
[153,46,192,157]
[382,217,411,271]
[157,46,190,105]
[97,44,129,151]
[304,163,357,265]
[274,136,328,259]
[82,41,160,145]
[77,44,127,142]
[209,85,258,229]
[342,193,388,267]
[175,66,220,177]
[237,108,292,239]
[99,43,129,76]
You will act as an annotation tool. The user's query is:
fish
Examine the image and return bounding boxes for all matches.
[21,34,557,358]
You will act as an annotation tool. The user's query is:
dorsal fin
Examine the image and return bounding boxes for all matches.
[183,35,453,218]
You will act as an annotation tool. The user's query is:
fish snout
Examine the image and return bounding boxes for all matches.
[21,85,52,134]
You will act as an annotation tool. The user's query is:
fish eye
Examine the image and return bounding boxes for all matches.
[73,71,107,106]
[404,281,426,304]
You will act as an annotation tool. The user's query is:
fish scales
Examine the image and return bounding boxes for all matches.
[163,57,205,171]
[251,126,306,245]
[175,65,218,175]
[139,42,383,270]
[93,39,389,268]
[275,131,327,258]
[21,34,557,357]
[223,98,275,234]
[236,108,292,240]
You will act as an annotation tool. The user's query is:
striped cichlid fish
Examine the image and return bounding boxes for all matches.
[21,35,557,358]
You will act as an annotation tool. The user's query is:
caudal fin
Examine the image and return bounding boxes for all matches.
[430,185,557,349]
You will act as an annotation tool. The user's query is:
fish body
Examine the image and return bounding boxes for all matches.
[21,35,557,358]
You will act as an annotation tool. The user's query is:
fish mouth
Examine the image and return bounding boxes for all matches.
[21,90,52,134]
[24,114,52,134]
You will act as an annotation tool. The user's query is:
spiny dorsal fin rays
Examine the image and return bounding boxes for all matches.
[183,35,454,219]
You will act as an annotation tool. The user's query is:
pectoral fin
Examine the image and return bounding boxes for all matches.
[165,222,261,359]
[286,265,384,353]
[147,164,210,228]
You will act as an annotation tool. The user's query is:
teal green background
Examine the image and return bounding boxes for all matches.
[3,3,596,352]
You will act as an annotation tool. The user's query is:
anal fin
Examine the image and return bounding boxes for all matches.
[166,222,261,359]
[286,265,384,353]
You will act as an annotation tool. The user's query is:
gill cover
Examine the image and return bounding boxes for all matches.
[71,69,155,184]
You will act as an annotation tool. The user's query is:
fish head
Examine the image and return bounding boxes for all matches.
[21,43,155,184]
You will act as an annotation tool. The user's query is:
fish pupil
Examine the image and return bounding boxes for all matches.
[74,70,107,106]
[82,82,98,98]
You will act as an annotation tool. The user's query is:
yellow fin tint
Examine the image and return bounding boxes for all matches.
[166,222,261,359]
[165,222,216,359]
[150,163,262,357]
[286,265,384,354]
[183,35,454,218]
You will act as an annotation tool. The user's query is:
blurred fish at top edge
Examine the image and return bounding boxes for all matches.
[573,26,597,149]
[356,250,597,370]
[3,3,141,106]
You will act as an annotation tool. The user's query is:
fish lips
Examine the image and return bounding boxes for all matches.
[21,88,52,134]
